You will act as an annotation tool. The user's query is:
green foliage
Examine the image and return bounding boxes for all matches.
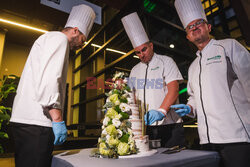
[120,112,129,120]
[120,133,130,143]
[0,75,19,153]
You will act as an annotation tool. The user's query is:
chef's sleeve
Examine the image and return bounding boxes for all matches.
[32,34,69,110]
[163,57,183,84]
[231,39,250,103]
[187,79,196,118]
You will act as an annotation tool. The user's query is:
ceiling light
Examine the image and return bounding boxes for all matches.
[91,43,101,48]
[170,44,175,48]
[0,18,48,33]
[183,125,197,128]
[106,48,126,55]
[133,55,139,59]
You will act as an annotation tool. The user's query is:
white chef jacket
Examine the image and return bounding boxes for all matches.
[10,31,69,127]
[129,53,183,125]
[187,39,250,144]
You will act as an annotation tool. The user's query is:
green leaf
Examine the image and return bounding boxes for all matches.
[120,112,129,119]
[112,89,120,95]
[120,97,128,103]
[114,105,121,113]
[0,112,10,120]
[120,133,130,143]
[0,132,9,139]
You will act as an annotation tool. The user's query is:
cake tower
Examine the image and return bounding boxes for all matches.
[95,72,149,158]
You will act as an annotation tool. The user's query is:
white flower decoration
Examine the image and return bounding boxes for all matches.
[103,116,110,126]
[112,118,121,128]
[115,114,122,119]
[117,129,123,138]
[114,100,120,106]
[119,103,130,112]
[106,134,111,141]
[106,97,111,103]
[102,128,107,136]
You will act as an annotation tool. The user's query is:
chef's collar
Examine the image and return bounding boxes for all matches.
[196,39,215,56]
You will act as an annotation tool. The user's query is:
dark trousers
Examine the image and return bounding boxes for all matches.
[202,142,250,167]
[11,123,54,167]
[146,123,186,148]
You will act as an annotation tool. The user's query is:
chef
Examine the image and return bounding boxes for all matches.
[10,4,95,167]
[121,12,185,148]
[171,0,250,166]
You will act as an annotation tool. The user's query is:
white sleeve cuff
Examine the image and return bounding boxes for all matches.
[158,108,167,117]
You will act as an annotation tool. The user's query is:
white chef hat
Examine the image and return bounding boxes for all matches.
[121,12,149,48]
[65,4,96,39]
[174,0,207,29]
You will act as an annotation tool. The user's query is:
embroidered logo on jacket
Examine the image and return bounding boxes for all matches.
[206,55,222,65]
[151,66,159,70]
[207,55,221,61]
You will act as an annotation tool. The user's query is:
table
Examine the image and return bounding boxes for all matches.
[52,148,220,167]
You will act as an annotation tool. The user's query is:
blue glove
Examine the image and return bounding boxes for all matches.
[144,109,165,125]
[52,121,67,145]
[170,104,191,117]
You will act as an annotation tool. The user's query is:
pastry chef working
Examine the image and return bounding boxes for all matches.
[121,12,185,148]
[171,0,250,167]
[10,4,96,167]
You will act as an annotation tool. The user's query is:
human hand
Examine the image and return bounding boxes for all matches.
[170,104,191,117]
[52,121,67,145]
[144,109,165,125]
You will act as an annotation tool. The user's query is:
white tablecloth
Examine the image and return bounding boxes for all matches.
[52,148,220,167]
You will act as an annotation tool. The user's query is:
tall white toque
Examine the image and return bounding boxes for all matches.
[174,0,207,29]
[121,12,149,48]
[65,4,96,39]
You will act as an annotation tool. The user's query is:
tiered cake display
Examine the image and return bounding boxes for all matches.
[93,72,154,158]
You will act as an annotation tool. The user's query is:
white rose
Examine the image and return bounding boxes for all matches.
[106,97,111,103]
[103,116,110,126]
[106,134,111,141]
[102,128,108,136]
[112,118,121,128]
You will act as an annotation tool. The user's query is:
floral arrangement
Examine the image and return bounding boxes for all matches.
[92,72,137,158]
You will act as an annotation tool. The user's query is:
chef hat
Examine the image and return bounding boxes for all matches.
[121,12,149,48]
[175,0,207,29]
[65,4,96,39]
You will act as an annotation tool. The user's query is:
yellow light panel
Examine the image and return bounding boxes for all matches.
[0,18,48,33]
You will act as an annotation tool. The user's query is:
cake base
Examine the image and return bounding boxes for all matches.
[119,149,157,159]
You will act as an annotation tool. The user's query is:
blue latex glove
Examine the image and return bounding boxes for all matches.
[52,121,67,145]
[144,109,165,125]
[170,104,191,117]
